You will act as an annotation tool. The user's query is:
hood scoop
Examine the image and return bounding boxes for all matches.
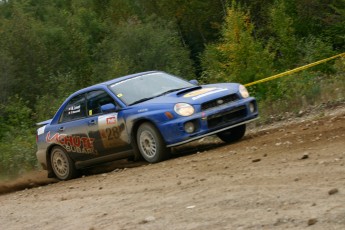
[176,86,202,96]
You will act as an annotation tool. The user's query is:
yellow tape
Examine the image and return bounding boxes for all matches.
[244,52,345,87]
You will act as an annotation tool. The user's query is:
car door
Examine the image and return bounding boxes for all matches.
[85,90,131,156]
[46,93,97,162]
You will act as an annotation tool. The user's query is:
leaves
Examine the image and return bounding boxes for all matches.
[202,2,274,85]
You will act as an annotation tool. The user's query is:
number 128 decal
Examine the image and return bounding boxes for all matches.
[98,113,125,148]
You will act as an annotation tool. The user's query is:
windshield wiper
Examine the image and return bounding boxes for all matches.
[128,88,190,106]
[129,96,157,106]
[157,88,186,96]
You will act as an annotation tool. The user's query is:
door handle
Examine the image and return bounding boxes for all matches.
[88,120,97,126]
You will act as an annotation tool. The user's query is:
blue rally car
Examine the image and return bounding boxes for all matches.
[36,71,258,180]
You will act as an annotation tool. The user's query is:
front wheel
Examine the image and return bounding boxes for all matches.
[50,146,78,180]
[137,123,170,163]
[217,124,246,143]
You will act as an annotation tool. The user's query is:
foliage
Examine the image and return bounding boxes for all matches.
[201,1,274,91]
[93,16,195,82]
[0,96,37,178]
[267,0,298,70]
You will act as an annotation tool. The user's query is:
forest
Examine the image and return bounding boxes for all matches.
[0,0,344,178]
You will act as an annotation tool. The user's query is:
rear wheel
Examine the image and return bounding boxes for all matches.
[50,146,78,180]
[217,124,246,143]
[137,123,170,163]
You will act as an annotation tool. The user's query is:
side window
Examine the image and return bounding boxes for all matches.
[86,90,116,116]
[60,94,87,123]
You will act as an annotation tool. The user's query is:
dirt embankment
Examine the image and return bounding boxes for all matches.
[0,106,344,229]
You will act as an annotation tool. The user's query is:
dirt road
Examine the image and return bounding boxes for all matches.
[1,106,345,230]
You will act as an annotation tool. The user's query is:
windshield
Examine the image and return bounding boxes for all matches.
[109,72,194,105]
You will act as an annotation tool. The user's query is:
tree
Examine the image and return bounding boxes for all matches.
[130,0,226,75]
[0,3,48,104]
[93,17,195,82]
[201,1,273,85]
[267,0,298,70]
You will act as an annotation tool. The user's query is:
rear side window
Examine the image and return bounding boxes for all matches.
[60,94,87,123]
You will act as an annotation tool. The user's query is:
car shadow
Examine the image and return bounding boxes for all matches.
[0,136,240,195]
[81,159,148,176]
[171,138,226,159]
[84,136,226,175]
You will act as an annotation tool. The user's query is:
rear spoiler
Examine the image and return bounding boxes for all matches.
[36,119,52,126]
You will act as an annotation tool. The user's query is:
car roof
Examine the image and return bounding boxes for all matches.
[73,70,161,95]
[99,71,159,86]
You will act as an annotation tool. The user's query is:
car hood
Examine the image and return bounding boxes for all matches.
[137,83,240,105]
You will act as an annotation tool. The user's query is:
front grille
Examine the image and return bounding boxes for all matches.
[201,94,239,111]
[207,106,247,129]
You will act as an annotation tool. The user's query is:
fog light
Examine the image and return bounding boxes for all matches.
[184,122,195,134]
[249,102,255,113]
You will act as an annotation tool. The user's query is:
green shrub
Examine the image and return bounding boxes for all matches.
[0,96,37,179]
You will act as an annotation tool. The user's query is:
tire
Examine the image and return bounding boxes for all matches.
[50,146,78,180]
[217,124,246,143]
[136,122,170,163]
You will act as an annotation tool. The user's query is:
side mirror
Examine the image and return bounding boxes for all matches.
[101,103,117,113]
[189,79,199,86]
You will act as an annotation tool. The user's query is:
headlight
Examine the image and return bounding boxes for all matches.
[174,103,195,116]
[239,85,249,98]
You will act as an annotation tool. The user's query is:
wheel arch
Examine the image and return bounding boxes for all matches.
[131,118,164,142]
[130,118,164,160]
[45,144,60,178]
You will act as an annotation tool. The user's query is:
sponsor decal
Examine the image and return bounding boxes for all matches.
[67,105,81,114]
[106,116,117,125]
[191,88,228,100]
[99,113,118,126]
[183,88,216,98]
[111,73,160,87]
[98,113,126,148]
[100,124,125,141]
[46,131,96,154]
[183,87,228,100]
[138,108,148,113]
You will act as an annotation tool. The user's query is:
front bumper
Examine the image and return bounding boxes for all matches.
[159,97,258,147]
